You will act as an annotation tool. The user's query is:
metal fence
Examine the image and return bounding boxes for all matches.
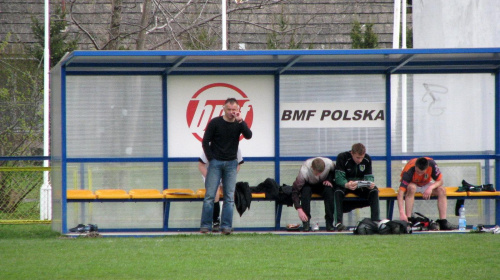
[0,166,49,223]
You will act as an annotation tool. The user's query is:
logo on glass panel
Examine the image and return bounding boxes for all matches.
[186,83,254,142]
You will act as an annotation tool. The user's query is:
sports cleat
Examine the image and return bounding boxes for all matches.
[428,221,440,231]
[461,180,495,192]
[87,224,98,232]
[326,224,335,232]
[311,223,319,231]
[69,224,86,233]
[212,220,220,232]
[482,184,495,192]
[302,221,311,232]
[221,228,232,235]
[437,219,457,230]
[200,227,210,234]
[335,223,346,232]
[461,180,474,191]
[69,224,98,233]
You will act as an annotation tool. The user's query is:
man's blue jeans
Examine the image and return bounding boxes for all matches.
[200,159,238,230]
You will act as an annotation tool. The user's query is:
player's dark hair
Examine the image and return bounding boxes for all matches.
[415,157,429,171]
[225,98,239,105]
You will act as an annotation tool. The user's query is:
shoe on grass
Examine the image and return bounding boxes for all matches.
[221,228,232,235]
[302,221,310,232]
[335,223,346,232]
[212,220,220,232]
[69,224,86,233]
[311,223,319,231]
[200,227,210,234]
[437,219,457,230]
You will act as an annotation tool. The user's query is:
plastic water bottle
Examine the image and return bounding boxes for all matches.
[458,205,466,231]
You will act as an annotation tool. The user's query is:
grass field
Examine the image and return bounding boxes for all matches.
[1,224,499,280]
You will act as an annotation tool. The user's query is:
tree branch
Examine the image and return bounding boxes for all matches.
[68,0,101,49]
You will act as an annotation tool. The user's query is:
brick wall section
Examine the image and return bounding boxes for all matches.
[0,0,411,51]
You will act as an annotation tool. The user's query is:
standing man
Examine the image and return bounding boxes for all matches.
[334,143,380,231]
[292,157,336,231]
[198,148,244,232]
[398,157,455,230]
[200,98,252,235]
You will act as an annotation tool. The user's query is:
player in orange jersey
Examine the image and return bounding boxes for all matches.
[398,157,455,230]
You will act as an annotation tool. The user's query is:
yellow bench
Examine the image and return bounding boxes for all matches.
[164,189,198,199]
[467,190,500,197]
[65,186,498,231]
[129,189,164,199]
[95,189,130,199]
[67,189,96,200]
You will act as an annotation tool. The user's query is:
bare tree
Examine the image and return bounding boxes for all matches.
[107,0,124,50]
[66,0,315,51]
[136,0,152,49]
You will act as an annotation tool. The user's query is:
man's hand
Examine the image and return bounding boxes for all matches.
[422,187,433,200]
[323,180,333,188]
[368,182,376,190]
[400,212,408,222]
[346,181,357,190]
[232,112,243,123]
[297,208,308,222]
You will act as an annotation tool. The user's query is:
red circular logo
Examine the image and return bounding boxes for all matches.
[186,83,254,142]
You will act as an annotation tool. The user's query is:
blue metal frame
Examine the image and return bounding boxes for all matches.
[162,72,169,231]
[496,70,500,224]
[385,73,392,188]
[50,49,500,232]
[0,156,50,161]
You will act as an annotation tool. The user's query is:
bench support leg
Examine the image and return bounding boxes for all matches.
[275,203,283,231]
[386,200,394,220]
[163,201,170,231]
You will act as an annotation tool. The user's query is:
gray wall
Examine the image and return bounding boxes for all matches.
[0,0,407,51]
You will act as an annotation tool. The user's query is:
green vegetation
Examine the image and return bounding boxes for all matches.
[351,20,378,49]
[28,5,79,67]
[267,5,305,50]
[1,224,499,279]
[185,27,218,50]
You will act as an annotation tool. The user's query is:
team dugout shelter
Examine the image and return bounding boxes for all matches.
[50,48,500,233]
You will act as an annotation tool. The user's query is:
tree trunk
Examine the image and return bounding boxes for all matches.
[136,0,151,50]
[107,0,123,50]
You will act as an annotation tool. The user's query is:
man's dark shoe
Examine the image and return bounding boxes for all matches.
[461,180,473,190]
[69,224,86,233]
[437,219,457,230]
[200,227,210,234]
[69,224,97,233]
[221,228,232,235]
[335,223,346,232]
[212,220,220,232]
[302,221,310,232]
[482,184,495,192]
[326,224,335,232]
[87,224,98,232]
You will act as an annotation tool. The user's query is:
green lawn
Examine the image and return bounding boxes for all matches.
[1,224,499,280]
